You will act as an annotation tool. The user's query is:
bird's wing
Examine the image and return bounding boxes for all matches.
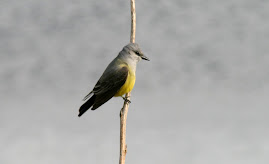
[91,66,129,110]
[82,91,93,101]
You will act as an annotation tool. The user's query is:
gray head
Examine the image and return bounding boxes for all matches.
[122,43,150,62]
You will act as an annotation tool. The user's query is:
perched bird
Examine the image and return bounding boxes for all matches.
[78,43,149,117]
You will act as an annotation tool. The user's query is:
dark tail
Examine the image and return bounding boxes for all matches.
[78,95,96,117]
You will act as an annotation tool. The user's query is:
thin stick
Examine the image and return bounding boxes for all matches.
[119,0,136,164]
[130,0,136,44]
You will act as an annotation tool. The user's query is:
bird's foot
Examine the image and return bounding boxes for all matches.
[121,96,131,104]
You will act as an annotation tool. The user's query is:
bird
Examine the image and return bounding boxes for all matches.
[78,43,149,117]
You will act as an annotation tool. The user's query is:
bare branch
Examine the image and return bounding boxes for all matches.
[119,0,136,164]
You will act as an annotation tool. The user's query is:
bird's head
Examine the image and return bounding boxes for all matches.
[123,43,150,62]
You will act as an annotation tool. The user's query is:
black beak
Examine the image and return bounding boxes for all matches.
[141,54,150,61]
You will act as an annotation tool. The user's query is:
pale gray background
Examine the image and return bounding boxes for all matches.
[1,0,269,164]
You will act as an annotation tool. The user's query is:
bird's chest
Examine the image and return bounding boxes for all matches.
[115,70,136,97]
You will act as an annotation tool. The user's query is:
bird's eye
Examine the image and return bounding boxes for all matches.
[135,51,140,55]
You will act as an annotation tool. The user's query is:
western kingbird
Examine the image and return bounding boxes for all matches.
[78,43,149,117]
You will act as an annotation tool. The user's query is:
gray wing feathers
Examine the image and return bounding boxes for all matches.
[91,66,129,110]
[83,91,93,101]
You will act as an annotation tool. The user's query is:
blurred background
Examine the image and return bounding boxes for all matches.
[1,0,269,163]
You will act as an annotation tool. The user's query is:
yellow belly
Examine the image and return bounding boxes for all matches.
[114,70,136,97]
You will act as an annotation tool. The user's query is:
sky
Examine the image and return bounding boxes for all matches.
[1,0,269,164]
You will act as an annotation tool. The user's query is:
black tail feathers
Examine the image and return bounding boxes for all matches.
[78,95,96,117]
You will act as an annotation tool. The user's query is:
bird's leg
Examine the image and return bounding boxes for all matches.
[121,96,131,104]
[119,96,131,117]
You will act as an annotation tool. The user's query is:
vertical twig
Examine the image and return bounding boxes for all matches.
[119,0,136,164]
[130,0,136,44]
